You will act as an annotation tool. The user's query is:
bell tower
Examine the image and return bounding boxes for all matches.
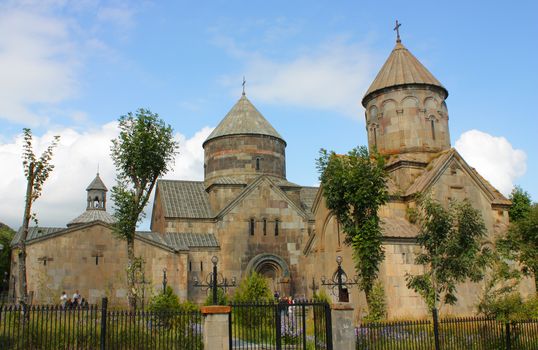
[362,27,450,160]
[86,173,107,210]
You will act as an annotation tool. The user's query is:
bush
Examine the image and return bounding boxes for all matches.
[148,286,180,312]
[233,272,273,303]
[363,281,386,322]
[313,289,331,303]
[204,287,229,306]
[478,293,538,321]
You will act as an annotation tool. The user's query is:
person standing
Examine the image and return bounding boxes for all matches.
[72,290,80,306]
[60,291,68,308]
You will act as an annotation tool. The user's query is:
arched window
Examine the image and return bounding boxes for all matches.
[256,157,261,171]
[274,219,279,236]
[249,218,255,236]
[263,218,267,235]
[430,118,436,140]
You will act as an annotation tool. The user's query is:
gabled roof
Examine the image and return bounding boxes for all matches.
[362,41,447,106]
[204,94,285,146]
[86,173,107,191]
[67,209,116,227]
[216,175,310,220]
[12,226,65,246]
[405,148,510,206]
[157,180,213,219]
[12,223,218,253]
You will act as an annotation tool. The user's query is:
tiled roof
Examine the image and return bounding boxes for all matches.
[381,217,419,238]
[210,177,246,185]
[136,232,219,251]
[165,233,219,249]
[67,209,116,227]
[204,94,284,145]
[363,41,447,106]
[158,180,213,219]
[86,173,108,191]
[300,187,319,214]
[12,227,65,245]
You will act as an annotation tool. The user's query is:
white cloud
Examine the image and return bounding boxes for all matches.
[219,39,377,118]
[0,8,79,125]
[455,129,527,196]
[0,124,213,230]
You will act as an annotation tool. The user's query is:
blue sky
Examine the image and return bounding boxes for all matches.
[0,0,536,229]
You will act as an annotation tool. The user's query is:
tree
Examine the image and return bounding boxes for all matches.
[17,129,60,303]
[111,109,178,310]
[0,223,15,290]
[498,203,538,291]
[508,186,532,222]
[233,272,273,303]
[317,146,388,301]
[406,197,490,311]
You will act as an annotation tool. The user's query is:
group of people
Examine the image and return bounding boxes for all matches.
[60,290,88,308]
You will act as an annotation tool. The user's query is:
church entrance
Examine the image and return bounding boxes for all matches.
[245,254,291,297]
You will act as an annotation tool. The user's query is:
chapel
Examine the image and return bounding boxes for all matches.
[11,34,533,318]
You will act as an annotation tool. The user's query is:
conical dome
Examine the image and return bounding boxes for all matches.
[362,41,447,107]
[203,94,287,184]
[86,173,107,191]
[204,94,285,146]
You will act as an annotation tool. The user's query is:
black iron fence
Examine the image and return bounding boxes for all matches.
[0,298,203,349]
[229,300,332,350]
[356,317,538,350]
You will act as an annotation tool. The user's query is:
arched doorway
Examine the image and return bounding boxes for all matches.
[246,254,291,297]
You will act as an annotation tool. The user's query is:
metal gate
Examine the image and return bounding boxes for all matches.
[229,301,332,349]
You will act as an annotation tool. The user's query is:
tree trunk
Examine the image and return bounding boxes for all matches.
[17,169,34,305]
[126,237,136,311]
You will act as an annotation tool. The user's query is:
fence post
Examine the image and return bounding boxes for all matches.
[201,305,231,350]
[100,297,108,350]
[330,302,354,350]
[325,303,333,350]
[276,303,282,350]
[432,307,441,350]
[505,321,511,350]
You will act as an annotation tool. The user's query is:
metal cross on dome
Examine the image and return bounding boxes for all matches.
[394,20,402,43]
[242,76,246,95]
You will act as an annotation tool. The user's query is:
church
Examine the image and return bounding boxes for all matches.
[11,35,534,318]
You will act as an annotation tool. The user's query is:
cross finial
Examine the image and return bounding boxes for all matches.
[97,162,100,175]
[394,20,402,43]
[242,76,246,96]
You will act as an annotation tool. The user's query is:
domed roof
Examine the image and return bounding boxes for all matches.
[67,209,116,227]
[203,94,285,146]
[362,41,447,106]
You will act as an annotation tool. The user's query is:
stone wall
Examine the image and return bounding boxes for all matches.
[204,134,286,183]
[364,86,450,156]
[19,223,188,305]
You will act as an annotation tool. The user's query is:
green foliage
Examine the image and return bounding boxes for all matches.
[0,223,14,281]
[110,109,178,309]
[477,250,522,320]
[149,286,181,312]
[204,287,229,306]
[363,281,387,322]
[233,272,273,303]
[508,186,532,222]
[317,146,388,297]
[313,289,331,303]
[18,128,60,301]
[478,293,538,321]
[498,203,538,291]
[111,109,178,239]
[406,197,490,310]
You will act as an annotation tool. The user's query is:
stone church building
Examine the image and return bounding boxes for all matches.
[11,37,534,318]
